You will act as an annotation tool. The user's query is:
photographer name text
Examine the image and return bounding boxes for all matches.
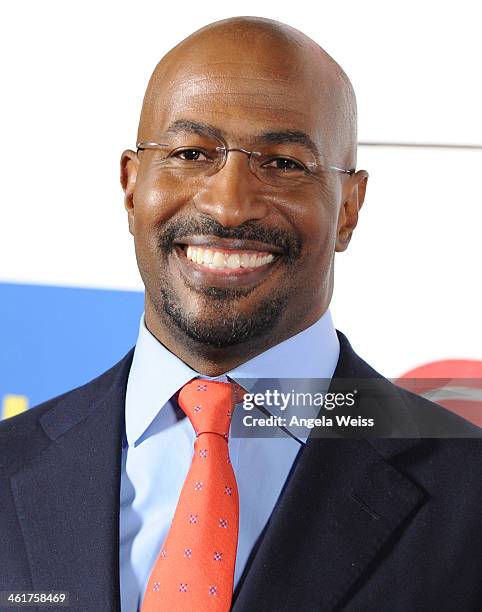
[243,415,374,429]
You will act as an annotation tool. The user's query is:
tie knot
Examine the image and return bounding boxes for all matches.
[178,380,237,439]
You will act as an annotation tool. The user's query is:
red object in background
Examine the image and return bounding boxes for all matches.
[396,360,482,427]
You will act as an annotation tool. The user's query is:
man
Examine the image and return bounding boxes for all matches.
[1,16,481,612]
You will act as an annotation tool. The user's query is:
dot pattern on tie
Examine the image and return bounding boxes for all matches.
[141,380,240,612]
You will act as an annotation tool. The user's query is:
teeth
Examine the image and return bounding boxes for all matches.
[240,254,251,268]
[226,253,240,269]
[185,246,275,270]
[212,251,225,268]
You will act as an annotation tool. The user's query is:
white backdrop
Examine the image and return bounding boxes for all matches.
[1,0,481,376]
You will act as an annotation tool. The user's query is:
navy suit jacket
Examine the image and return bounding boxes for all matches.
[1,332,481,611]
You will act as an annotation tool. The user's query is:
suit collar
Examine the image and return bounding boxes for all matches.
[31,330,416,457]
[331,331,420,458]
[38,348,134,441]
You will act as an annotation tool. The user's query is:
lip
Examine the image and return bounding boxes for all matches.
[172,244,282,288]
[173,236,284,255]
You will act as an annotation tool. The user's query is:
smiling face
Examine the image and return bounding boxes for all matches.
[121,18,368,374]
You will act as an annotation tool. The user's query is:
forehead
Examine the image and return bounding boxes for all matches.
[143,57,336,149]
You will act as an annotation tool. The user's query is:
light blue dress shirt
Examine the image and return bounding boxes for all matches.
[119,310,340,611]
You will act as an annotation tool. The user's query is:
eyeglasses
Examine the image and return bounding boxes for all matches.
[136,134,355,188]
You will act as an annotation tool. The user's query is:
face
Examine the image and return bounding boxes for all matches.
[121,35,367,353]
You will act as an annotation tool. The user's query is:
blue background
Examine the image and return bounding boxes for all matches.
[0,282,143,411]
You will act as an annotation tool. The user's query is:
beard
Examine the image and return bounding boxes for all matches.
[159,282,288,347]
[149,215,302,348]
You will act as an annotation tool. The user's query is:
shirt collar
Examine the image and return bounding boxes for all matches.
[125,310,339,447]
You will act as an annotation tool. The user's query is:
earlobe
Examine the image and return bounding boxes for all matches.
[335,218,353,252]
[120,149,139,235]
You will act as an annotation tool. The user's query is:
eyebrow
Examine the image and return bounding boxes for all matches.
[255,130,321,158]
[164,120,321,157]
[165,119,223,140]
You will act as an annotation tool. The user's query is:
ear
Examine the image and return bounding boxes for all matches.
[335,170,368,252]
[120,149,140,236]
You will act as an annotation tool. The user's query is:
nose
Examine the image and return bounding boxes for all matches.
[193,151,269,227]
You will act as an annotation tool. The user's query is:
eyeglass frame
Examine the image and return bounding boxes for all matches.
[135,140,356,184]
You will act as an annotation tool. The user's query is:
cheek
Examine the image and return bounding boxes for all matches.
[294,208,337,301]
[305,182,341,257]
[300,219,336,292]
[132,170,190,251]
[284,192,339,263]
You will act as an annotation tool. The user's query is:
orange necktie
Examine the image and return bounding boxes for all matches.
[141,379,240,612]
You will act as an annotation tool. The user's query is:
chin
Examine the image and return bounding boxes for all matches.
[158,286,286,349]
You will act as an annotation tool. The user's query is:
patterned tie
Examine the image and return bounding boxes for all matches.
[141,379,241,612]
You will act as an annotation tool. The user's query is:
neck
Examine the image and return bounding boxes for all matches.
[144,300,328,377]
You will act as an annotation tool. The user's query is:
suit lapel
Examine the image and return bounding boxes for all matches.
[232,437,424,612]
[232,332,425,612]
[9,350,134,612]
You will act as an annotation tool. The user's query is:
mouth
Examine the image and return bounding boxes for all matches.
[172,236,283,288]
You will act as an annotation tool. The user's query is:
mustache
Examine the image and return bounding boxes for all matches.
[157,216,302,262]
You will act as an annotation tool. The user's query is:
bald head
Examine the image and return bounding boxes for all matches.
[138,17,357,168]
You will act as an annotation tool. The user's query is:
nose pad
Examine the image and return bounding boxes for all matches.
[193,151,269,227]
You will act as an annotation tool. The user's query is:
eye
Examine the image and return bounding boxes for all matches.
[170,148,212,162]
[263,156,306,172]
